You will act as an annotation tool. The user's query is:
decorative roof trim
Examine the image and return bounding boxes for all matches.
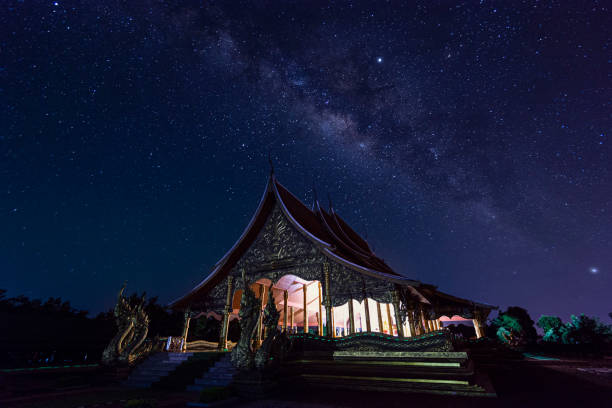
[405,285,431,305]
[272,179,333,249]
[329,208,373,255]
[320,247,421,287]
[315,202,371,259]
[424,287,498,311]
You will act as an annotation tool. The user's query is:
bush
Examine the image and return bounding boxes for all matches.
[561,314,611,346]
[535,314,612,356]
[490,307,537,347]
[446,323,476,339]
[200,386,231,403]
[537,315,565,343]
[537,314,611,346]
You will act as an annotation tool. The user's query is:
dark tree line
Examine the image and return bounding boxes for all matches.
[0,289,183,368]
[487,306,612,355]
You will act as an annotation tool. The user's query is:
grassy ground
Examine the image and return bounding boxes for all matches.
[2,387,197,408]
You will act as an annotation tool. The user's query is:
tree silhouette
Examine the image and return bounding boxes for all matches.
[537,315,564,343]
[490,306,537,347]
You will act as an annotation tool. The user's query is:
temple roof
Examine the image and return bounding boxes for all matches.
[170,173,420,309]
[170,173,497,313]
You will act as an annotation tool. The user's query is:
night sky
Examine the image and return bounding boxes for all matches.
[1,1,610,322]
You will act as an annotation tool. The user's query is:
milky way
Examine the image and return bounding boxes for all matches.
[1,1,610,321]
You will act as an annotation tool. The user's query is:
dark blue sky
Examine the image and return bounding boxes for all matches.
[1,1,610,322]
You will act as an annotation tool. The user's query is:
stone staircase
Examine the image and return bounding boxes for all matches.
[123,352,193,388]
[280,350,496,397]
[187,353,237,392]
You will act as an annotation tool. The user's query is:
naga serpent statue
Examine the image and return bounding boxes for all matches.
[254,283,282,370]
[101,283,152,366]
[230,270,291,373]
[230,270,261,371]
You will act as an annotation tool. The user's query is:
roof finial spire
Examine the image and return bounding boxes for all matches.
[327,193,333,212]
[312,182,319,211]
[268,153,274,176]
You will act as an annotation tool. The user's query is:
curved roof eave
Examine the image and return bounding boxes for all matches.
[315,203,373,260]
[424,287,498,311]
[329,208,373,255]
[272,181,333,249]
[320,247,422,288]
[168,176,274,308]
[405,285,431,305]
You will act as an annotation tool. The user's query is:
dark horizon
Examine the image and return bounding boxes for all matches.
[1,1,610,323]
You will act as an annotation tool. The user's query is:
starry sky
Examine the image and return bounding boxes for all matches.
[1,1,611,322]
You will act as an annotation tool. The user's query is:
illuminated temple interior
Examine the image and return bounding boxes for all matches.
[200,273,472,347]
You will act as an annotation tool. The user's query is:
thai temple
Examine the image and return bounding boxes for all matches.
[170,171,496,351]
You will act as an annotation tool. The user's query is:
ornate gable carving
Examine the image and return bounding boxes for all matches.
[202,203,395,312]
[230,204,326,285]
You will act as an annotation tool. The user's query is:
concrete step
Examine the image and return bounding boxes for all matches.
[194,375,234,384]
[206,365,232,371]
[123,352,196,389]
[187,379,233,392]
[207,366,237,373]
[158,359,187,366]
[188,353,237,391]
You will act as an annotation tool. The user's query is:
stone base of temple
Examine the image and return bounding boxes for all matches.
[278,333,496,397]
[231,370,279,399]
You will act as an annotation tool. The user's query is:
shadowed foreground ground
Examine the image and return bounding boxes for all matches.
[2,357,611,408]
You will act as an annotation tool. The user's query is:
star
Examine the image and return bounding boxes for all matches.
[376,57,383,64]
[589,267,599,274]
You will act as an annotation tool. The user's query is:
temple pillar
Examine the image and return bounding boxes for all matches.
[283,290,288,332]
[407,310,417,337]
[217,276,234,351]
[473,319,482,338]
[257,284,265,345]
[303,284,308,334]
[420,308,428,333]
[376,301,383,333]
[348,299,356,335]
[318,282,323,336]
[364,297,371,332]
[323,262,334,338]
[418,309,426,335]
[331,308,335,337]
[182,309,191,352]
[386,303,393,335]
[391,290,404,338]
[473,310,486,339]
[289,306,294,333]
